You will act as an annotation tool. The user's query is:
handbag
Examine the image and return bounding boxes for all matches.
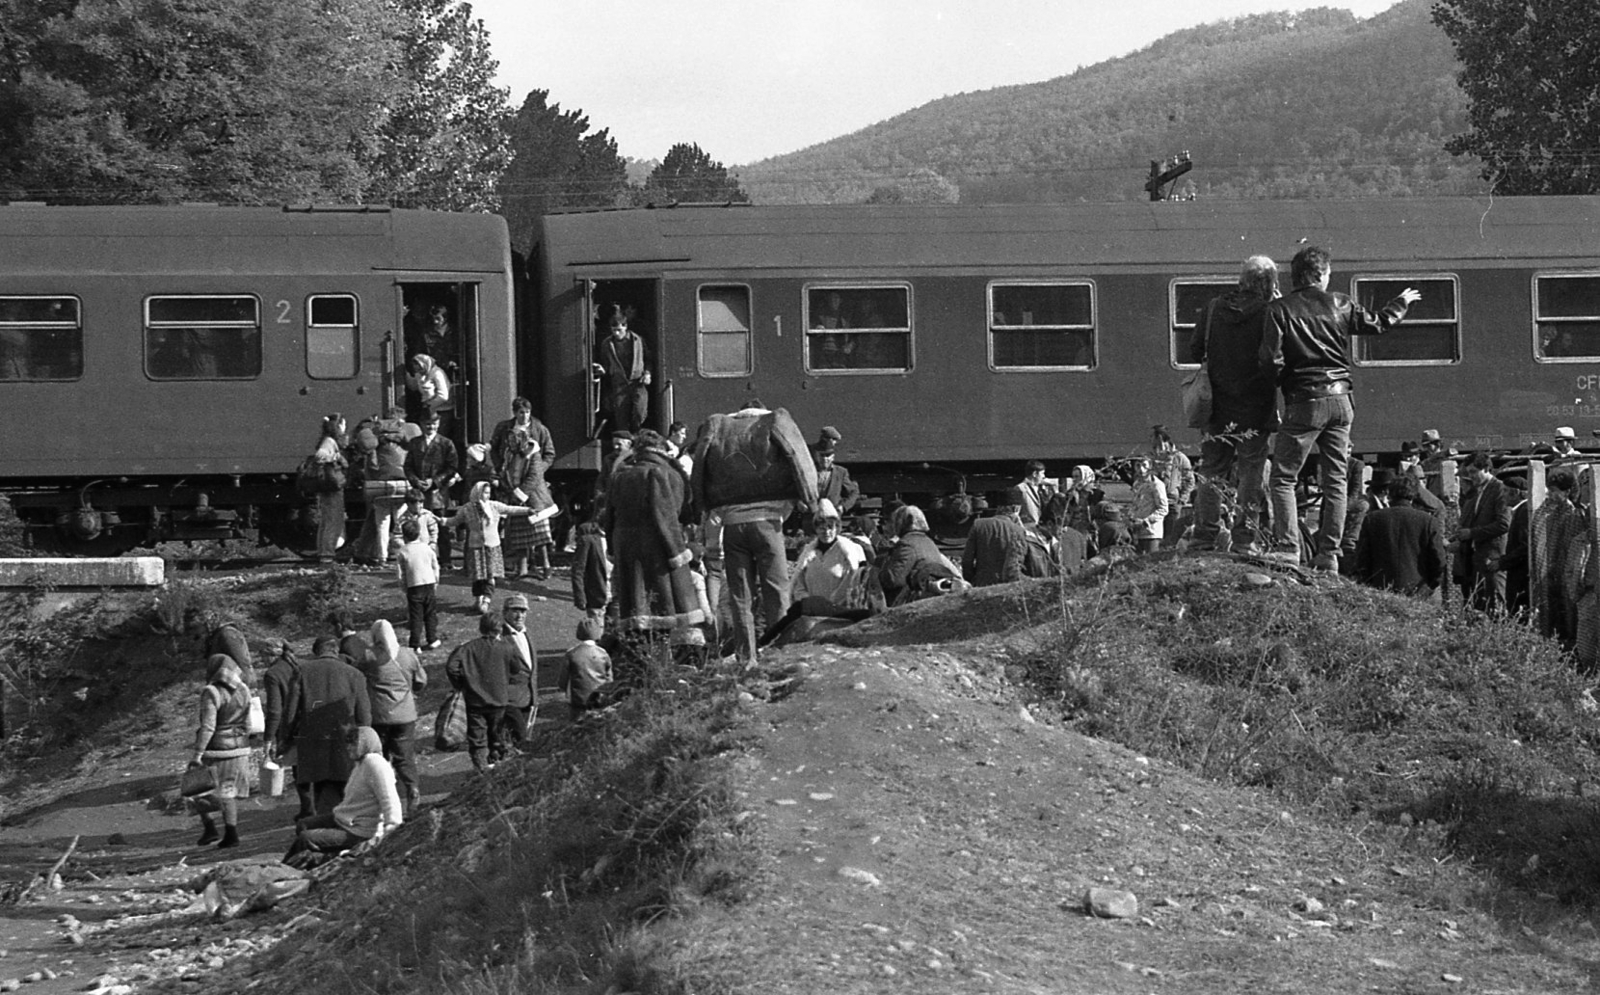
[434,691,468,752]
[1182,364,1213,430]
[1183,299,1216,431]
[180,763,217,798]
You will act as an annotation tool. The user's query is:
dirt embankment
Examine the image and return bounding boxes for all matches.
[5,555,1600,994]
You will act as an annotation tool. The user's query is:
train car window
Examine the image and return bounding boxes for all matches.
[144,295,262,380]
[697,284,752,376]
[1169,279,1234,370]
[0,296,83,382]
[1351,276,1459,366]
[306,294,359,379]
[988,281,1096,371]
[1534,274,1600,361]
[804,285,912,374]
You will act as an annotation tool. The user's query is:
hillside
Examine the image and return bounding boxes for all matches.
[6,554,1600,993]
[741,0,1485,204]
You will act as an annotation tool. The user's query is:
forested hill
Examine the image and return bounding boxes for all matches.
[739,0,1485,204]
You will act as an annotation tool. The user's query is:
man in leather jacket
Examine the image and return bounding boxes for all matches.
[1260,245,1419,569]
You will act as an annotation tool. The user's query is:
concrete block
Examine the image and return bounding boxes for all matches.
[0,557,166,588]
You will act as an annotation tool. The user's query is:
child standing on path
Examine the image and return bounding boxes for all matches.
[395,520,441,650]
[562,617,614,719]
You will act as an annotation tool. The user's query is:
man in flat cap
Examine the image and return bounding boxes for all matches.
[498,594,535,759]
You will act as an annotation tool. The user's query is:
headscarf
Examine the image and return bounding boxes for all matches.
[351,726,383,759]
[368,619,399,668]
[891,504,929,538]
[411,353,436,378]
[1071,465,1096,487]
[204,653,250,708]
[468,480,493,521]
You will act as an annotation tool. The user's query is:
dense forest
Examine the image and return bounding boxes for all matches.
[739,0,1486,204]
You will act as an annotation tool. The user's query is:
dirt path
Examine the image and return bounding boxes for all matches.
[0,564,585,993]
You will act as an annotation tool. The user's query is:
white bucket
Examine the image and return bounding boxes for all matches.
[261,759,286,798]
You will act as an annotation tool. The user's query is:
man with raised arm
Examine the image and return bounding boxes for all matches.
[1260,245,1419,571]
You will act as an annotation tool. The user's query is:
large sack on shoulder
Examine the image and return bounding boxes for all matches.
[691,407,819,511]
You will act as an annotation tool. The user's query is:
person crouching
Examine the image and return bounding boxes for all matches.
[284,726,403,863]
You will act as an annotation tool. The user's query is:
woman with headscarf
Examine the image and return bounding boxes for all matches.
[189,654,253,849]
[406,353,454,437]
[361,620,426,816]
[877,504,959,606]
[312,414,348,563]
[498,425,557,581]
[283,726,403,862]
[449,480,536,614]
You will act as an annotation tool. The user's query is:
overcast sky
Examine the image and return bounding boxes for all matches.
[469,0,1405,166]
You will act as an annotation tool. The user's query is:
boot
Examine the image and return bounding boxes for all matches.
[218,824,240,849]
[196,817,220,846]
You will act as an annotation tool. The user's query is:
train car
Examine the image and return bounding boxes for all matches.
[530,197,1600,493]
[0,204,515,551]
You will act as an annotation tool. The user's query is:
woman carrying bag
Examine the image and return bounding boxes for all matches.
[189,654,253,849]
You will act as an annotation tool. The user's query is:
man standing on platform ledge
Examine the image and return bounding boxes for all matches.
[1260,245,1419,571]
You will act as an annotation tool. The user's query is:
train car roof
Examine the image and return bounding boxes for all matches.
[0,204,509,276]
[539,197,1600,272]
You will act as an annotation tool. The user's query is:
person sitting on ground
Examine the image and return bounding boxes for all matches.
[190,654,252,849]
[877,504,962,606]
[283,726,403,863]
[563,617,615,719]
[789,499,871,615]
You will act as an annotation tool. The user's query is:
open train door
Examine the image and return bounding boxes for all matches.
[583,277,663,438]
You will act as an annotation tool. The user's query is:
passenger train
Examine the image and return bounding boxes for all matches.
[3,196,1598,550]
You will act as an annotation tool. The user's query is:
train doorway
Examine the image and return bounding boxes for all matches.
[400,281,479,443]
[584,278,662,438]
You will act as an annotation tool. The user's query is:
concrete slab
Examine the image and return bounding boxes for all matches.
[0,557,166,588]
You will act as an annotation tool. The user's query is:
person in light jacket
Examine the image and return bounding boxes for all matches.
[1128,455,1169,554]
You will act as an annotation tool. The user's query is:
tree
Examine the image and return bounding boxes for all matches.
[1433,0,1600,194]
[642,143,749,204]
[0,0,397,204]
[864,168,961,204]
[499,90,630,254]
[363,0,513,211]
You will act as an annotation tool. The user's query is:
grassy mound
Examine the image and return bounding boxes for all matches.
[243,662,758,995]
[836,552,1600,901]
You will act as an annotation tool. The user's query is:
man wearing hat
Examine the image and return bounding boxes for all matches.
[812,427,860,520]
[1353,473,1448,598]
[962,487,1029,586]
[1550,426,1580,462]
[1417,429,1459,507]
[498,594,535,757]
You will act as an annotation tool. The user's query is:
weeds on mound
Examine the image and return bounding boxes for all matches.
[290,643,760,995]
[1013,558,1600,900]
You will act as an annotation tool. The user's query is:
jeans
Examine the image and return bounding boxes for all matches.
[406,584,438,647]
[722,518,790,665]
[289,811,364,857]
[1193,429,1272,550]
[1269,395,1353,560]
